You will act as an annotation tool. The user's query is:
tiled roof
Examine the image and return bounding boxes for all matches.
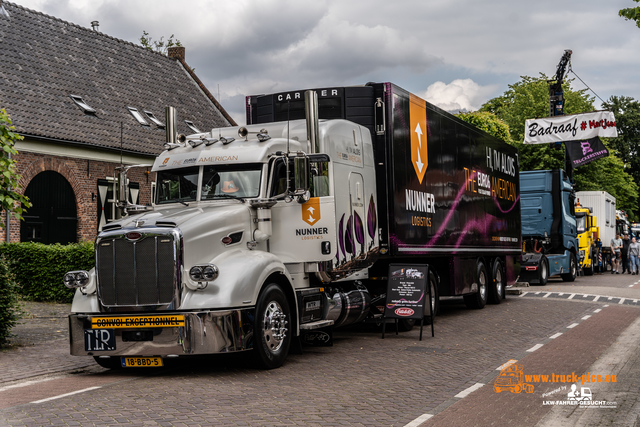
[0,1,235,157]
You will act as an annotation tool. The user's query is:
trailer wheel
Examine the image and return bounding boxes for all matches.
[93,356,122,369]
[488,260,505,304]
[561,253,578,282]
[536,257,549,286]
[398,318,416,332]
[464,262,488,309]
[424,270,439,323]
[253,283,291,370]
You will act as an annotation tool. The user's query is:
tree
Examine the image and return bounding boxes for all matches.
[455,111,513,144]
[139,31,182,55]
[0,109,31,228]
[620,0,640,28]
[474,75,638,217]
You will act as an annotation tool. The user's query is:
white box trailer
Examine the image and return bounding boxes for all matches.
[575,191,616,266]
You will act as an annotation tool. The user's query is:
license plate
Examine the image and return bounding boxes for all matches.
[84,329,116,351]
[121,357,163,368]
[90,315,185,329]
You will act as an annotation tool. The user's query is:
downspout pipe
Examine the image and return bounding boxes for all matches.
[5,152,10,242]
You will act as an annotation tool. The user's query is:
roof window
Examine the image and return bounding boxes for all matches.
[128,107,149,126]
[144,111,165,128]
[184,120,201,133]
[70,95,96,114]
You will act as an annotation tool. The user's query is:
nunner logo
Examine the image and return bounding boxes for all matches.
[296,198,328,239]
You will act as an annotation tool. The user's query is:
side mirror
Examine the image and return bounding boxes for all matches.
[293,155,309,196]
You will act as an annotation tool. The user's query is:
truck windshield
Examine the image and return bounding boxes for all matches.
[576,216,586,234]
[156,166,199,205]
[201,164,262,200]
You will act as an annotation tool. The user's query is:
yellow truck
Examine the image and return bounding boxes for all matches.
[575,200,599,275]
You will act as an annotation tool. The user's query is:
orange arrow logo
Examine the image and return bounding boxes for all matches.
[410,94,428,183]
[302,198,321,226]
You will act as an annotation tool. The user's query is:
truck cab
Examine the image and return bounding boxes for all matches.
[575,200,598,275]
[520,169,578,284]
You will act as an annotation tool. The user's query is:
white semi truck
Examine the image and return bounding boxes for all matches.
[65,83,521,369]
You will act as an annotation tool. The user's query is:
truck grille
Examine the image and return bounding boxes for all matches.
[96,232,179,307]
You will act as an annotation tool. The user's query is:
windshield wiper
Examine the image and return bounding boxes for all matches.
[209,194,246,203]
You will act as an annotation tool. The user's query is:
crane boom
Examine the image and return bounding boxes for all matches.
[549,49,573,117]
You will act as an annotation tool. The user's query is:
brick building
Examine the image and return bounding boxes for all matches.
[0,1,235,244]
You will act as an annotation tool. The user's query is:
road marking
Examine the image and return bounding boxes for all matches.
[558,293,564,296]
[496,359,518,371]
[31,386,102,404]
[604,304,610,307]
[582,315,591,320]
[454,383,484,398]
[550,332,563,339]
[404,413,433,427]
[630,285,635,288]
[568,294,575,299]
[0,374,70,393]
[535,292,541,295]
[527,344,544,352]
[567,323,579,329]
[543,292,552,298]
[520,291,528,297]
[619,298,626,304]
[634,300,638,303]
[593,296,600,302]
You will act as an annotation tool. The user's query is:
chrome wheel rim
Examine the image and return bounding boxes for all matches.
[263,301,287,352]
[479,271,487,301]
[495,268,503,296]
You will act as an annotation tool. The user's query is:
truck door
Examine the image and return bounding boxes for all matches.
[269,157,337,263]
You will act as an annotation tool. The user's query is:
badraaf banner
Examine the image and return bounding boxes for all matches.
[524,111,618,145]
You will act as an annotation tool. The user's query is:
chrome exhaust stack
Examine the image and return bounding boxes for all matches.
[305,90,319,154]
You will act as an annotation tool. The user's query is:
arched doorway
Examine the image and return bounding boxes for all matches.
[21,171,78,244]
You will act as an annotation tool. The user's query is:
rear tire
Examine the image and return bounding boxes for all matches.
[532,257,549,286]
[252,283,291,370]
[398,318,416,332]
[561,253,578,282]
[424,270,439,323]
[93,356,122,369]
[464,261,488,309]
[488,259,505,304]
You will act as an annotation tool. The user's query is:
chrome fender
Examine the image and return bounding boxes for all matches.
[181,249,295,311]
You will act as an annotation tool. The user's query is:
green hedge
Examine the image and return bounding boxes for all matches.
[0,255,21,346]
[0,242,95,303]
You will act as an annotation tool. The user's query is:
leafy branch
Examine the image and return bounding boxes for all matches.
[0,109,31,228]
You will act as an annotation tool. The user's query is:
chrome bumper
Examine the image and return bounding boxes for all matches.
[69,309,254,357]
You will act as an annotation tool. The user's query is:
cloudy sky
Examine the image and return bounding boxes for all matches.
[10,0,640,125]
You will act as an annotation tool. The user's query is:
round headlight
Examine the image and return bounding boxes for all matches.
[189,266,203,281]
[202,265,219,281]
[63,272,77,288]
[75,271,90,287]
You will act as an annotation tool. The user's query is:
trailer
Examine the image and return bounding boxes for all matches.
[65,82,521,370]
[576,191,616,271]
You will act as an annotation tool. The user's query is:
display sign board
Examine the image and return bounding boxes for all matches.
[383,263,434,340]
[385,264,428,320]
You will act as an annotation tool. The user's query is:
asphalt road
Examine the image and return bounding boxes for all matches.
[1,270,639,426]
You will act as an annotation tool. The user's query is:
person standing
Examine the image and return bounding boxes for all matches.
[622,234,631,274]
[611,234,623,274]
[629,237,640,275]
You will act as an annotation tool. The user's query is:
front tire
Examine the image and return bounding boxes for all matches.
[93,356,122,369]
[253,283,291,370]
[561,253,578,282]
[488,259,505,304]
[464,261,488,309]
